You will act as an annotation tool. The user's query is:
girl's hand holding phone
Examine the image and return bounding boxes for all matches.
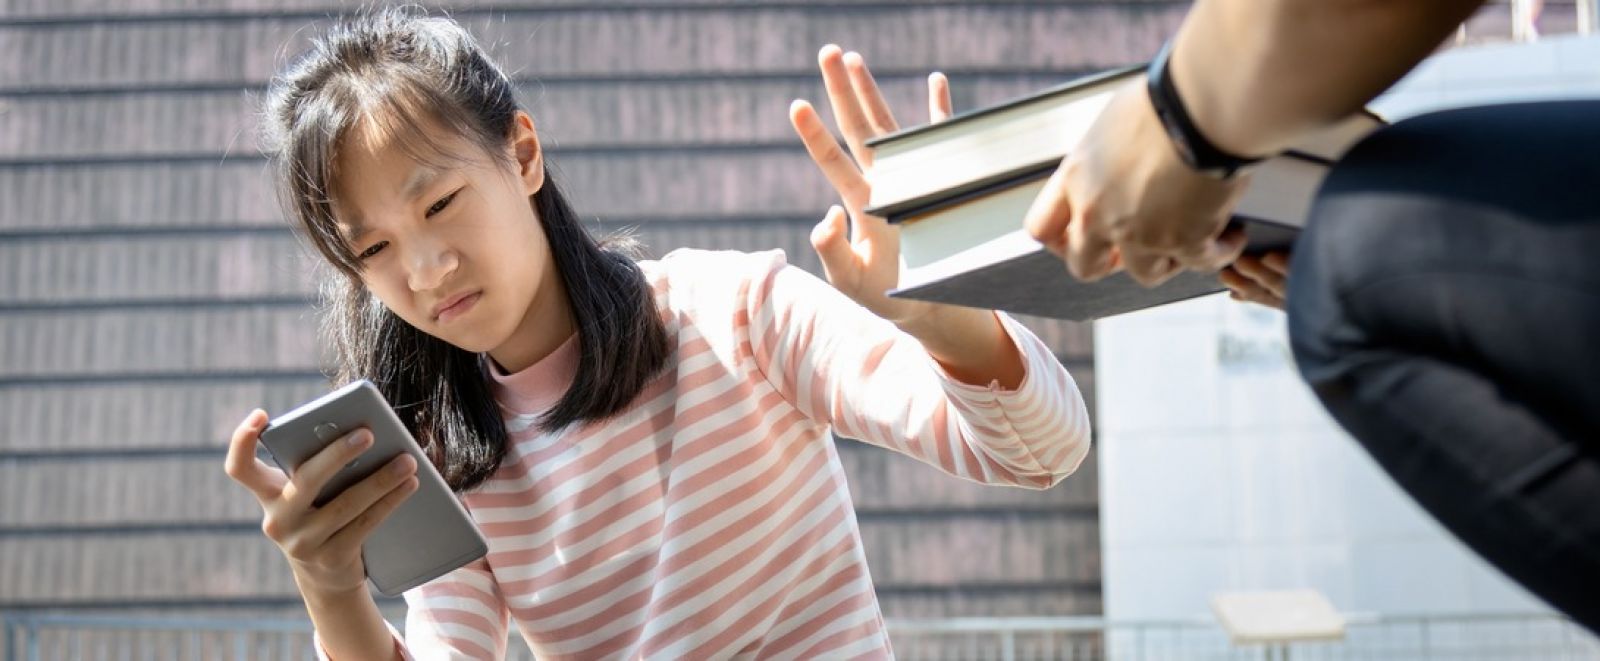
[224,409,420,596]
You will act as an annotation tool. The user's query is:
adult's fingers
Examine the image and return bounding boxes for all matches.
[1064,209,1118,282]
[1172,224,1248,273]
[1121,250,1182,287]
[1220,266,1283,309]
[1261,251,1292,276]
[224,409,282,501]
[1023,163,1073,257]
[1023,157,1121,280]
[1231,254,1288,299]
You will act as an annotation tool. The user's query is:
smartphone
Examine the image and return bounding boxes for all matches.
[259,380,489,596]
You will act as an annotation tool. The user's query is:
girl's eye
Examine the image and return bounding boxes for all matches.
[358,241,388,260]
[426,190,460,218]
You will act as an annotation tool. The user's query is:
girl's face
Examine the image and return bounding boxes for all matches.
[331,111,570,368]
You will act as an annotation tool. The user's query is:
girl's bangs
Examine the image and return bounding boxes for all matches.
[285,76,495,276]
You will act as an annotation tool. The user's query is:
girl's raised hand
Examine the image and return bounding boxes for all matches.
[790,45,954,328]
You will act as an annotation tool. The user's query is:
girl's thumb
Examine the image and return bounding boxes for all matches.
[811,205,856,287]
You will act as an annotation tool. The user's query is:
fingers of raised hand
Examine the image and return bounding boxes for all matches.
[842,50,898,136]
[790,100,871,208]
[928,72,953,123]
[817,45,876,167]
[811,205,854,266]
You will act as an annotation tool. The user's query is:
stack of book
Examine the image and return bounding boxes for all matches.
[867,66,1383,321]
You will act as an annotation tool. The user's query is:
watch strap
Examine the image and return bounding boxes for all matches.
[1146,39,1265,179]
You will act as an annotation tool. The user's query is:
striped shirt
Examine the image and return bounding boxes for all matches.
[326,248,1091,660]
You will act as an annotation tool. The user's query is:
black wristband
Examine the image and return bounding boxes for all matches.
[1146,39,1264,179]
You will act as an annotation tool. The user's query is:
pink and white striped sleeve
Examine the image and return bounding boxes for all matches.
[738,250,1092,489]
[314,558,510,660]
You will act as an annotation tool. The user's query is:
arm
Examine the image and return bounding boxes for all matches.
[1173,0,1485,159]
[739,250,1092,489]
[313,559,510,661]
[305,585,403,660]
[899,305,1027,390]
[777,46,1087,485]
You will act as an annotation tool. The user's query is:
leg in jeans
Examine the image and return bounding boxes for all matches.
[1287,100,1600,632]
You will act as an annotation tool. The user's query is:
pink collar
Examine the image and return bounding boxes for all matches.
[486,333,579,414]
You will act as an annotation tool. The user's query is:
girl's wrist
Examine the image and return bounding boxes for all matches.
[894,303,987,347]
[900,306,1025,389]
[293,567,372,605]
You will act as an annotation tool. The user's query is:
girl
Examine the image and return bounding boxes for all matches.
[224,8,1090,660]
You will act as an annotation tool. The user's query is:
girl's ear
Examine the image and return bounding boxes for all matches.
[511,111,545,195]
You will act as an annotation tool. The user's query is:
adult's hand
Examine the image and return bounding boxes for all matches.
[1022,79,1249,287]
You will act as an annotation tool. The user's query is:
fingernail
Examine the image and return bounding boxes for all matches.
[390,455,414,475]
[345,430,368,446]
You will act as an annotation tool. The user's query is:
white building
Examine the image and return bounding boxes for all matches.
[1097,32,1600,656]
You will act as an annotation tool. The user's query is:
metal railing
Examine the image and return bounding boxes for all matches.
[889,613,1600,660]
[1503,0,1596,40]
[4,611,1598,660]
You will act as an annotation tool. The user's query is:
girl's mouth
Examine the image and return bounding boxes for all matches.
[434,291,482,323]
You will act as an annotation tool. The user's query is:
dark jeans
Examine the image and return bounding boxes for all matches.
[1287,100,1600,632]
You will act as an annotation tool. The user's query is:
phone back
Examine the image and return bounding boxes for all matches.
[259,380,489,596]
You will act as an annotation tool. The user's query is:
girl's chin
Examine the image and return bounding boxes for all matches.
[456,326,527,358]
[440,334,500,355]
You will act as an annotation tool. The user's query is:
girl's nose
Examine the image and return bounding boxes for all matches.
[406,236,460,292]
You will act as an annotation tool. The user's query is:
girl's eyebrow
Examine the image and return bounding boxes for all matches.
[340,165,443,243]
[403,165,442,201]
[343,221,370,245]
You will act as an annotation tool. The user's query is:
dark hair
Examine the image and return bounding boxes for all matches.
[260,7,671,492]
